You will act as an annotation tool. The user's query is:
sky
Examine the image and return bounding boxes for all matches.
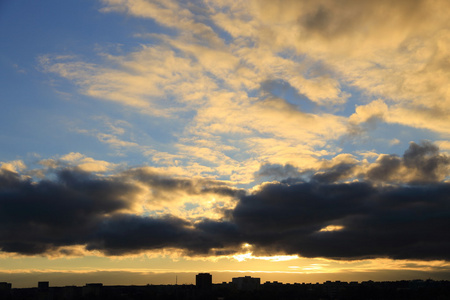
[1,0,450,288]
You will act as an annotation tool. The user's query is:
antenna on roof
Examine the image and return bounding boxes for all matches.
[176,275,178,285]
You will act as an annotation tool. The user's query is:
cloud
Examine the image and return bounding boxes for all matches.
[0,168,139,255]
[96,133,139,149]
[349,99,388,125]
[230,142,450,260]
[367,141,450,183]
[254,0,448,58]
[389,138,400,146]
[1,143,449,260]
[233,180,450,260]
[311,162,357,183]
[437,141,450,153]
[40,46,212,117]
[295,0,431,47]
[42,0,354,177]
[0,165,243,256]
[17,0,450,262]
[41,0,450,183]
[258,141,450,184]
[39,153,118,173]
[255,163,302,181]
[250,0,450,136]
[87,215,242,256]
[101,0,223,46]
[86,214,194,255]
[0,160,26,173]
[123,166,244,205]
[366,154,402,182]
[61,152,118,172]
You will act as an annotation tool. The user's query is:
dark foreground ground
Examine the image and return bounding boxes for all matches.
[1,280,450,300]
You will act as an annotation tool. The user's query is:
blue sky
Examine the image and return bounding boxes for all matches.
[1,0,450,287]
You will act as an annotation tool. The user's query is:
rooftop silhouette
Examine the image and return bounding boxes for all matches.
[1,274,450,300]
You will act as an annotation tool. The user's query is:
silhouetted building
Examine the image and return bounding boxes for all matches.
[0,282,12,290]
[38,281,49,289]
[232,276,260,291]
[0,282,12,299]
[2,278,450,300]
[37,281,50,300]
[61,286,79,300]
[196,273,212,289]
[82,283,103,298]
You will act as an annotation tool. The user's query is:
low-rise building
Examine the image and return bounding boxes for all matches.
[232,276,260,291]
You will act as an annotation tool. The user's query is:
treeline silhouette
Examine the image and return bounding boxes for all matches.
[1,279,450,300]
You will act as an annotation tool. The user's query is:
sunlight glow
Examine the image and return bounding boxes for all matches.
[319,225,344,232]
[233,251,299,262]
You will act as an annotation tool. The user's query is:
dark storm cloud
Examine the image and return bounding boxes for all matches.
[233,181,450,260]
[403,141,450,181]
[234,142,450,260]
[124,167,244,199]
[1,142,449,260]
[366,154,402,181]
[85,216,241,256]
[311,162,357,183]
[0,167,242,256]
[0,168,138,254]
[257,141,450,184]
[367,141,450,183]
[193,219,242,255]
[86,214,192,255]
[255,161,358,184]
[255,163,302,180]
